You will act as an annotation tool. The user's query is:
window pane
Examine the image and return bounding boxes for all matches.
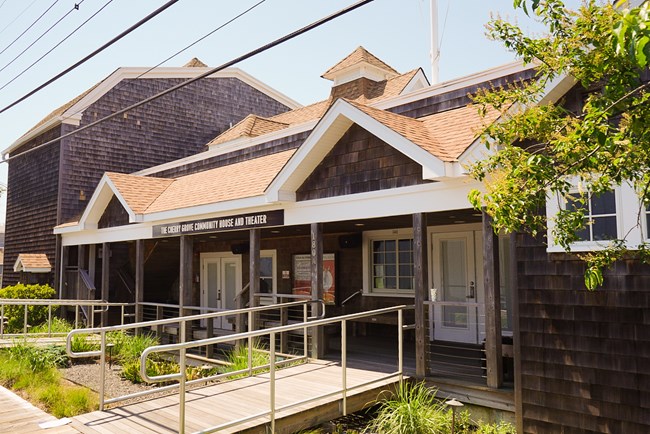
[399,251,412,263]
[260,257,273,278]
[575,224,589,241]
[385,252,396,265]
[399,277,413,290]
[373,252,384,264]
[385,265,397,277]
[398,239,412,251]
[592,216,617,240]
[399,264,413,277]
[384,277,396,289]
[566,193,586,212]
[591,190,616,215]
[384,240,396,251]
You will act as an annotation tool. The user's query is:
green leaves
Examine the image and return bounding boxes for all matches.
[471,1,650,290]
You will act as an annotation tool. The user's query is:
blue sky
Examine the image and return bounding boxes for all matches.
[0,0,582,223]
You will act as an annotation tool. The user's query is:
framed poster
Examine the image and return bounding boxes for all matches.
[292,253,336,304]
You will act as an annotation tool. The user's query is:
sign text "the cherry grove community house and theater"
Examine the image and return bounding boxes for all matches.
[152,210,284,237]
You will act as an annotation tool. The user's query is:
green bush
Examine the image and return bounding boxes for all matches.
[220,340,270,379]
[6,342,68,372]
[0,284,56,332]
[70,334,100,354]
[474,420,516,434]
[107,330,159,363]
[120,358,180,384]
[29,317,74,335]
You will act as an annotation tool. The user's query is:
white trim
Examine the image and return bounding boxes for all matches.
[59,223,153,246]
[267,99,448,202]
[284,181,481,226]
[546,181,644,252]
[400,69,430,94]
[362,228,415,296]
[4,67,301,156]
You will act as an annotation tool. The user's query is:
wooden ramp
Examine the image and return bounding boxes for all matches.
[71,360,401,434]
[0,385,79,433]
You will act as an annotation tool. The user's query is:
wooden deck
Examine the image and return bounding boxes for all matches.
[0,385,79,433]
[71,360,401,434]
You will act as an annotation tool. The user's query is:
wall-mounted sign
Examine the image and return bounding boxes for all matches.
[292,253,336,305]
[152,210,283,237]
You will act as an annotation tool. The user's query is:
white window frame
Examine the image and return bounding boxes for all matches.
[546,181,642,252]
[362,228,415,297]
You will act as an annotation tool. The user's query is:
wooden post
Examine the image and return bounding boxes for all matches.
[483,211,503,388]
[310,223,324,359]
[77,245,86,300]
[413,212,429,378]
[249,229,261,331]
[54,235,62,297]
[179,235,193,342]
[511,233,523,432]
[101,243,110,327]
[135,240,144,324]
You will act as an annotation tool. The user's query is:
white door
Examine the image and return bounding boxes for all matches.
[201,253,242,330]
[431,232,478,343]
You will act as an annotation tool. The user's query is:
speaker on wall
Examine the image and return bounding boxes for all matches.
[339,234,362,249]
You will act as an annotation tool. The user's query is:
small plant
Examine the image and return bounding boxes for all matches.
[221,340,270,379]
[70,333,100,354]
[363,381,448,434]
[29,317,74,335]
[474,420,516,434]
[6,342,67,372]
[120,358,180,384]
[107,331,159,363]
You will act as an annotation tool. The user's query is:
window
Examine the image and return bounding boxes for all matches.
[259,250,276,295]
[370,237,414,293]
[566,190,617,242]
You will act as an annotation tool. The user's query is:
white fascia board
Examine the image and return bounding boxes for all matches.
[63,67,301,119]
[77,175,137,228]
[373,60,534,111]
[136,119,318,176]
[60,223,154,247]
[267,100,447,201]
[457,73,577,170]
[284,180,481,226]
[140,195,271,223]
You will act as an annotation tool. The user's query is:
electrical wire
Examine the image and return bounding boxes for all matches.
[0,0,39,37]
[0,0,61,57]
[1,0,376,163]
[0,0,114,91]
[0,0,180,115]
[0,0,86,76]
[58,0,266,124]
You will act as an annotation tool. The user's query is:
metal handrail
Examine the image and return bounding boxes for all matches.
[140,304,413,434]
[66,299,326,410]
[0,299,133,337]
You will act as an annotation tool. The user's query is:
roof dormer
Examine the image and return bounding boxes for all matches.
[321,46,399,87]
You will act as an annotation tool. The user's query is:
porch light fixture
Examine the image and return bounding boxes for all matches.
[445,398,464,434]
[271,230,281,234]
[354,223,364,227]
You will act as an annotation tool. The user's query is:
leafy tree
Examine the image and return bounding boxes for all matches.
[469,0,650,289]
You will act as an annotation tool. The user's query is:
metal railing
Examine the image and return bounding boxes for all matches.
[0,298,134,338]
[140,304,412,434]
[66,299,325,412]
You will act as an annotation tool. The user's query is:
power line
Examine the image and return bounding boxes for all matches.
[0,0,113,91]
[0,0,39,37]
[1,0,375,163]
[0,0,86,76]
[59,0,266,124]
[0,0,61,57]
[0,0,180,115]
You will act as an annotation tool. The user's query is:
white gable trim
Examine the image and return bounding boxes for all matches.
[266,99,447,202]
[457,73,577,171]
[4,67,300,156]
[400,69,430,95]
[74,174,138,230]
[13,256,52,273]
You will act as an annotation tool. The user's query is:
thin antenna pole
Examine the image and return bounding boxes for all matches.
[430,0,439,84]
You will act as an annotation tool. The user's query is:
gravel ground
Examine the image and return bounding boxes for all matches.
[59,362,172,406]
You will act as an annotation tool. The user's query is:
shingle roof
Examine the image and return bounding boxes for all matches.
[14,253,51,272]
[106,172,174,214]
[209,69,420,146]
[145,150,295,213]
[183,57,207,67]
[207,115,289,146]
[322,46,398,80]
[348,100,499,161]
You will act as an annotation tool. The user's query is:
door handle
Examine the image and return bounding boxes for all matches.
[466,281,475,299]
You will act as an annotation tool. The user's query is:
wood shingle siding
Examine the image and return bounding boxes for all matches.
[3,126,64,286]
[3,75,291,286]
[516,233,650,433]
[296,124,429,201]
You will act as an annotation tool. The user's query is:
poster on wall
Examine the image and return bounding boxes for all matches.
[292,253,336,304]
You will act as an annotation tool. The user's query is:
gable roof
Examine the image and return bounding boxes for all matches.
[4,64,301,156]
[106,172,174,214]
[208,68,423,148]
[322,46,399,80]
[14,253,51,273]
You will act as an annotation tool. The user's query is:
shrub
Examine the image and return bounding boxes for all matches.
[363,381,448,434]
[6,342,67,372]
[221,340,270,379]
[70,334,100,354]
[107,331,159,363]
[0,284,56,332]
[474,421,516,434]
[29,317,74,335]
[120,358,180,384]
